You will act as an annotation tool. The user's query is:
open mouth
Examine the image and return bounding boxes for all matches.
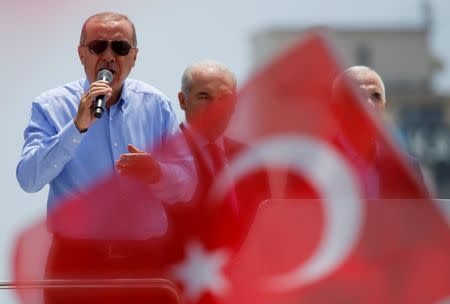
[99,67,116,75]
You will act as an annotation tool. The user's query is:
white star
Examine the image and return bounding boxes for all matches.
[171,241,230,302]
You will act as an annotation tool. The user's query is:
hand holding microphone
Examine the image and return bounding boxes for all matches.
[93,69,113,118]
[74,69,113,133]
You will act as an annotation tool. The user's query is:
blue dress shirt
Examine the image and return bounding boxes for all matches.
[17,78,196,239]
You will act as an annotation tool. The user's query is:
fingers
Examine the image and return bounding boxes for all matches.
[87,80,112,100]
[74,81,113,132]
[115,152,162,183]
[74,92,95,131]
[116,152,152,167]
[118,145,146,164]
[128,144,144,153]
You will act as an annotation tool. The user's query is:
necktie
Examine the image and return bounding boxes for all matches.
[205,142,239,215]
[206,142,224,173]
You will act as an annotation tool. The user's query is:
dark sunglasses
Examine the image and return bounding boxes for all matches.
[84,40,134,56]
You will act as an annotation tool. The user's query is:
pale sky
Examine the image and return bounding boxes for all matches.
[1,0,449,301]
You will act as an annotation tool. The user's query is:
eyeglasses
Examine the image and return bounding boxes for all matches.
[84,40,134,56]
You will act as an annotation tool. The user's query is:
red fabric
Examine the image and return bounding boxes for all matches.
[13,32,450,304]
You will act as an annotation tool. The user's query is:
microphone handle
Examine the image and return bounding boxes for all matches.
[93,74,110,119]
[93,95,106,118]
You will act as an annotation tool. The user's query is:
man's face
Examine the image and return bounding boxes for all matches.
[179,70,236,141]
[351,71,386,116]
[77,19,138,96]
[331,68,386,156]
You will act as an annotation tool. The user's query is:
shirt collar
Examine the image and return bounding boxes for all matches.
[117,79,129,111]
[182,121,225,151]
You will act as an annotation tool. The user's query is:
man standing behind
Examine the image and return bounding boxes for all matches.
[171,60,270,259]
[167,59,250,258]
[16,11,195,303]
[178,59,239,201]
[333,66,426,196]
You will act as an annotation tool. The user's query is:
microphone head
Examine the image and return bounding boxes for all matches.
[96,69,113,83]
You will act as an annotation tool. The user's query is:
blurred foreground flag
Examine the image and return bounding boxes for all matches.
[12,32,450,304]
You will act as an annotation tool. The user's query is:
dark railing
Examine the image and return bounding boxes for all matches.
[0,278,181,304]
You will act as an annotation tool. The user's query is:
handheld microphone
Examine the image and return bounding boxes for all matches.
[93,70,113,119]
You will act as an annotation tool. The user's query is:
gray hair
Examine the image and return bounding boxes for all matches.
[181,59,236,96]
[79,12,137,46]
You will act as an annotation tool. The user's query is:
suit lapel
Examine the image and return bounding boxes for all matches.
[180,124,214,195]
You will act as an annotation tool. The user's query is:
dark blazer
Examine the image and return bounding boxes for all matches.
[179,123,243,203]
[163,124,252,251]
[333,133,429,199]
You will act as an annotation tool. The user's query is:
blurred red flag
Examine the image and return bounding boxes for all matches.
[13,32,450,304]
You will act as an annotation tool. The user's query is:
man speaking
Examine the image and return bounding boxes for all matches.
[16,11,195,303]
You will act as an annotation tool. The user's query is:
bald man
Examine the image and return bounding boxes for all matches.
[332,66,427,197]
[177,59,240,203]
[333,65,387,116]
[164,60,273,262]
[179,59,237,141]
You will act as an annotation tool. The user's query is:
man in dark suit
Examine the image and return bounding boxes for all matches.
[177,59,240,204]
[168,60,271,257]
[332,66,428,197]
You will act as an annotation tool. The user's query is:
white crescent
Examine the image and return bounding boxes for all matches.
[209,135,364,291]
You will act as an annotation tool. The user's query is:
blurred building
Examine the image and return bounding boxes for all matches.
[251,9,450,197]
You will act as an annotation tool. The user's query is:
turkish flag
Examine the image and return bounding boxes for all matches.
[12,32,450,304]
